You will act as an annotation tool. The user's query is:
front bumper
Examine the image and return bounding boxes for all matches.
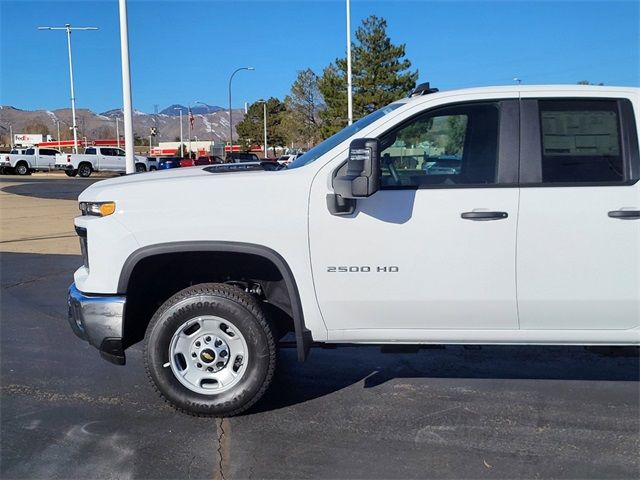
[67,283,127,365]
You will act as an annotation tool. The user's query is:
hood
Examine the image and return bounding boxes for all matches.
[77,164,305,204]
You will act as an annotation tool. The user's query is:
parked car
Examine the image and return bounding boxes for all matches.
[277,153,304,165]
[2,146,61,175]
[226,152,260,163]
[179,156,224,168]
[66,84,640,417]
[54,147,153,177]
[157,157,182,169]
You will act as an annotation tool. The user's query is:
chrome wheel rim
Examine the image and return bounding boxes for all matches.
[168,316,249,395]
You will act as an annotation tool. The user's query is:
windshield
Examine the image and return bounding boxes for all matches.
[288,103,404,169]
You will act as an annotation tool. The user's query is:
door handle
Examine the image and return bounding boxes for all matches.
[608,209,640,220]
[461,211,508,221]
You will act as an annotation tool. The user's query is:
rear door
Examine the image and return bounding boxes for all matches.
[517,95,640,330]
[37,149,57,169]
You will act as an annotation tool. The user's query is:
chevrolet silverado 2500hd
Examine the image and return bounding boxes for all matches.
[67,85,640,416]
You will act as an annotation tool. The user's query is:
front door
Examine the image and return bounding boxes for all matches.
[309,100,521,337]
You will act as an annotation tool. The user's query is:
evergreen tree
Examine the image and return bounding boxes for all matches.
[236,97,286,155]
[319,15,418,138]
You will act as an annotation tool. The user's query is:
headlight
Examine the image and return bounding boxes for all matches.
[79,201,116,217]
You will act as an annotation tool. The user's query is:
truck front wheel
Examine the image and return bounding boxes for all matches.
[145,283,277,417]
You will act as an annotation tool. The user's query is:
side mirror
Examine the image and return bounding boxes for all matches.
[333,138,380,199]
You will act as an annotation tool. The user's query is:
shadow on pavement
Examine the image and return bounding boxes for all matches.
[1,178,101,201]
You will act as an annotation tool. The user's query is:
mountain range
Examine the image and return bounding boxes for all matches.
[0,104,245,145]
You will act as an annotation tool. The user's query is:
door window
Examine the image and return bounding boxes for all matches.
[539,100,623,183]
[380,103,500,187]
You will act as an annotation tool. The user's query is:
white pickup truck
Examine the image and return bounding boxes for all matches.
[66,85,639,417]
[1,146,61,175]
[55,146,156,177]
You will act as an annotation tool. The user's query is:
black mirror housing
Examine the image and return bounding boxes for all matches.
[333,138,380,199]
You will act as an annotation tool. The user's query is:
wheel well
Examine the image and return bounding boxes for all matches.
[79,161,92,168]
[15,160,28,168]
[123,251,295,349]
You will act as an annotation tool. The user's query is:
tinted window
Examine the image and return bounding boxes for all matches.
[380,102,500,187]
[41,149,56,156]
[25,148,35,155]
[539,100,623,183]
[85,148,97,155]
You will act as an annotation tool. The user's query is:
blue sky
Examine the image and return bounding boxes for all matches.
[1,0,638,113]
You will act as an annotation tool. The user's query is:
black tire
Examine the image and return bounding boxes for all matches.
[135,163,146,173]
[15,162,30,176]
[78,163,92,177]
[65,169,78,177]
[149,166,157,171]
[145,283,277,417]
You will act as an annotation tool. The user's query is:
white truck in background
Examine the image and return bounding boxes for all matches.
[55,146,157,177]
[1,146,61,175]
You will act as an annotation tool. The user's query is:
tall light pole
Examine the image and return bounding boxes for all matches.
[174,107,184,157]
[228,66,254,155]
[115,116,120,148]
[38,24,98,153]
[256,100,268,159]
[55,120,61,151]
[118,0,136,174]
[346,0,353,125]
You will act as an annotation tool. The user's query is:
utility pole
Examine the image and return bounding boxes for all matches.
[38,24,98,153]
[118,0,136,174]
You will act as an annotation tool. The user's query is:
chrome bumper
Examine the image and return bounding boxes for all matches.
[67,283,127,365]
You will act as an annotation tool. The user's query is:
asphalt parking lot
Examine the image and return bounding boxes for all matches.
[1,175,639,479]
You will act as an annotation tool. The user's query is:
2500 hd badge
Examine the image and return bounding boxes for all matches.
[327,266,400,273]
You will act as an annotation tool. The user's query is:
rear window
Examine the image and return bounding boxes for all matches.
[85,148,97,155]
[539,99,623,183]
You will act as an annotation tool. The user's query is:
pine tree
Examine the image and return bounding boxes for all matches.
[319,15,418,138]
[236,97,287,155]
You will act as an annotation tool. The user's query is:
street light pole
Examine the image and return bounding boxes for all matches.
[346,0,353,125]
[115,116,120,148]
[118,0,136,174]
[257,100,268,159]
[174,108,184,157]
[38,24,97,153]
[228,66,254,156]
[56,120,61,151]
